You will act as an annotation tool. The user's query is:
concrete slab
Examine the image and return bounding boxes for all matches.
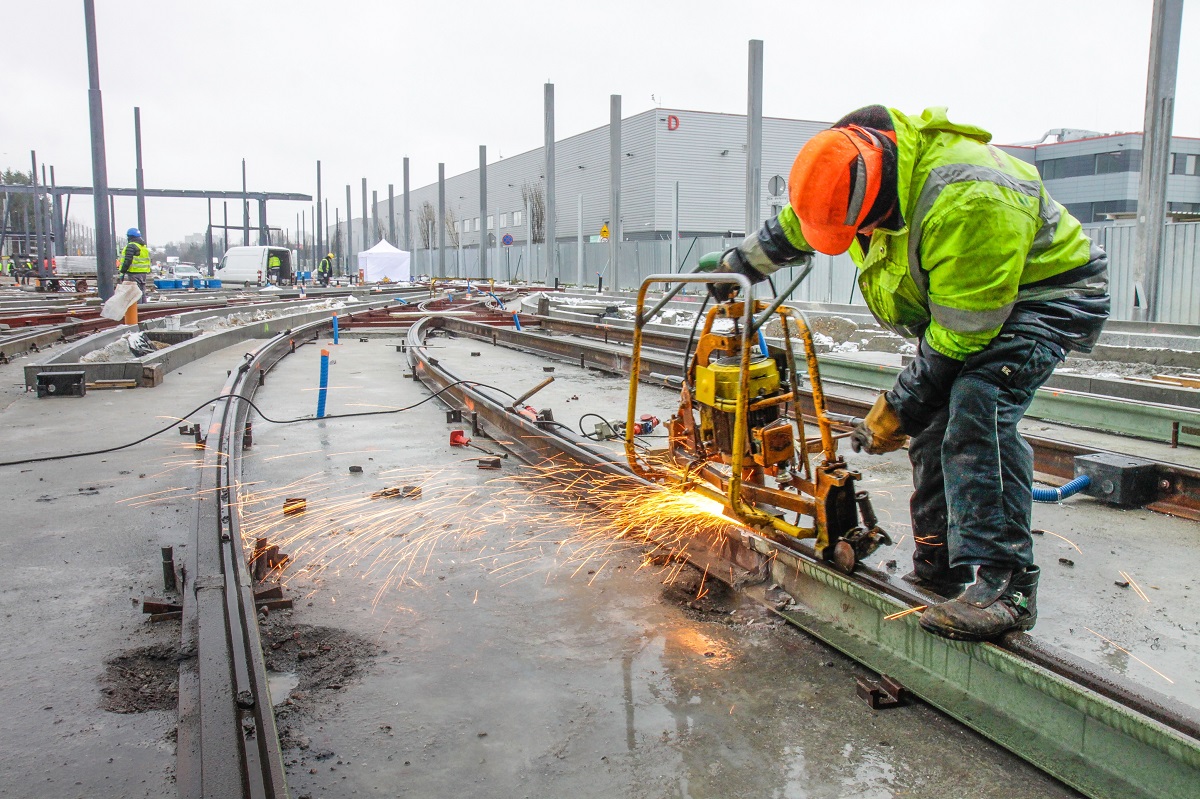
[0,339,269,798]
[240,334,1082,798]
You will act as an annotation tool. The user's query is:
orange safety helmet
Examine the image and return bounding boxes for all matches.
[788,125,896,255]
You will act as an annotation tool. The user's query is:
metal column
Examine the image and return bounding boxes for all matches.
[50,166,65,256]
[745,39,763,239]
[315,160,323,263]
[544,83,556,281]
[83,0,115,300]
[361,178,369,256]
[609,94,621,293]
[388,184,395,245]
[479,145,488,272]
[671,180,679,272]
[1133,0,1184,321]
[206,199,214,275]
[577,194,583,287]
[30,152,45,276]
[403,157,411,253]
[241,159,249,246]
[437,163,446,278]
[345,184,352,276]
[134,106,146,238]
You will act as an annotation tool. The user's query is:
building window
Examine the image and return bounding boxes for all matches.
[1041,150,1142,180]
[486,215,493,230]
[1171,153,1200,176]
[513,210,523,227]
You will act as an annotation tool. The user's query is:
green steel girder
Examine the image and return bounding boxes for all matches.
[748,535,1200,799]
[816,356,1200,448]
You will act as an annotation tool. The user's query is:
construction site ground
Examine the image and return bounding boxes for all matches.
[0,325,1196,798]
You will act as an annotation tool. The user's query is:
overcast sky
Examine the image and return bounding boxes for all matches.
[4,0,1196,244]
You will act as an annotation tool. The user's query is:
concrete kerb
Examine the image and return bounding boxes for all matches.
[22,297,395,390]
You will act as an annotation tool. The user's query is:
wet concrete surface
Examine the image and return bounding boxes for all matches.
[0,341,263,798]
[245,333,1086,798]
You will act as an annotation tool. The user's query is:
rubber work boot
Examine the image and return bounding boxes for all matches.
[918,565,1039,641]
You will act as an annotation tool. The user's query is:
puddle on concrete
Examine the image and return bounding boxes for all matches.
[268,670,299,704]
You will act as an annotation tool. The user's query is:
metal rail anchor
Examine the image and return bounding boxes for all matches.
[624,270,889,571]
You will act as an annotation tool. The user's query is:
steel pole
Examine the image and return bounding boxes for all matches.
[544,83,556,281]
[134,106,146,238]
[745,39,763,239]
[361,177,369,257]
[1134,0,1183,321]
[525,198,531,282]
[479,145,487,272]
[315,160,323,263]
[672,180,680,272]
[206,199,214,275]
[609,94,621,293]
[437,163,446,278]
[83,0,114,299]
[241,159,249,245]
[577,193,583,287]
[494,204,500,280]
[50,166,65,256]
[30,152,45,277]
[388,184,395,245]
[346,184,353,276]
[402,157,411,253]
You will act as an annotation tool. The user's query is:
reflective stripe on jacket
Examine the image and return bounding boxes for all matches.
[771,107,1108,359]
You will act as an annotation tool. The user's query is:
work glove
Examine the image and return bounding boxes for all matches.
[702,247,765,303]
[850,393,908,455]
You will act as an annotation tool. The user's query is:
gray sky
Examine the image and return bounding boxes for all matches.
[4,0,1196,244]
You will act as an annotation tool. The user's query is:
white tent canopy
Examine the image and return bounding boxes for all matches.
[357,239,411,283]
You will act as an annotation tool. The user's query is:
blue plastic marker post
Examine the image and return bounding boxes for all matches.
[331,313,339,345]
[757,328,768,357]
[317,349,330,418]
[513,314,522,331]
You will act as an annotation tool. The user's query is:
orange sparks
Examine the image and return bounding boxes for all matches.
[1119,571,1151,603]
[1083,627,1174,685]
[883,605,927,621]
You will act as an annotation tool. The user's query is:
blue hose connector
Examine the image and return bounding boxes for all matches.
[1032,474,1091,503]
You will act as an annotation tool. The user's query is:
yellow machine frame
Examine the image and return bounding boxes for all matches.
[624,272,884,566]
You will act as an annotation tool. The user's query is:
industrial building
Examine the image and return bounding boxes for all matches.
[359,107,829,255]
[1000,131,1200,223]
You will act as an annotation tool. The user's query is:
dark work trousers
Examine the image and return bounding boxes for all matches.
[907,334,1063,576]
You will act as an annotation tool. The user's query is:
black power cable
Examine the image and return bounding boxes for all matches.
[0,379,518,469]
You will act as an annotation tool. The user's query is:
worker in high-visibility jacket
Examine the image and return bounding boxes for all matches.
[317,252,333,287]
[711,106,1109,641]
[268,252,282,284]
[119,227,153,293]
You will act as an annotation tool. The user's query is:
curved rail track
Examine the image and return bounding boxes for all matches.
[162,295,1200,798]
[405,313,1200,799]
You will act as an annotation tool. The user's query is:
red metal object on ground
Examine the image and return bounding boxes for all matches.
[449,430,470,447]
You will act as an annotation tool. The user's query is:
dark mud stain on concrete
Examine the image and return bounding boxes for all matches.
[261,616,378,755]
[661,563,779,625]
[99,644,179,713]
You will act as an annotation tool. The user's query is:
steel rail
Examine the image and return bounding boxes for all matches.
[178,309,362,798]
[451,314,1200,522]
[407,314,1200,799]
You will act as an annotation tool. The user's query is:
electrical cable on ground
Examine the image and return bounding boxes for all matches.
[0,379,518,469]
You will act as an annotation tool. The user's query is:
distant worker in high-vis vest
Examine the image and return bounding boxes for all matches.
[318,252,333,287]
[268,252,282,283]
[119,227,152,293]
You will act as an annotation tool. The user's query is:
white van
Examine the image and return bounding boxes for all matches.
[215,246,294,288]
